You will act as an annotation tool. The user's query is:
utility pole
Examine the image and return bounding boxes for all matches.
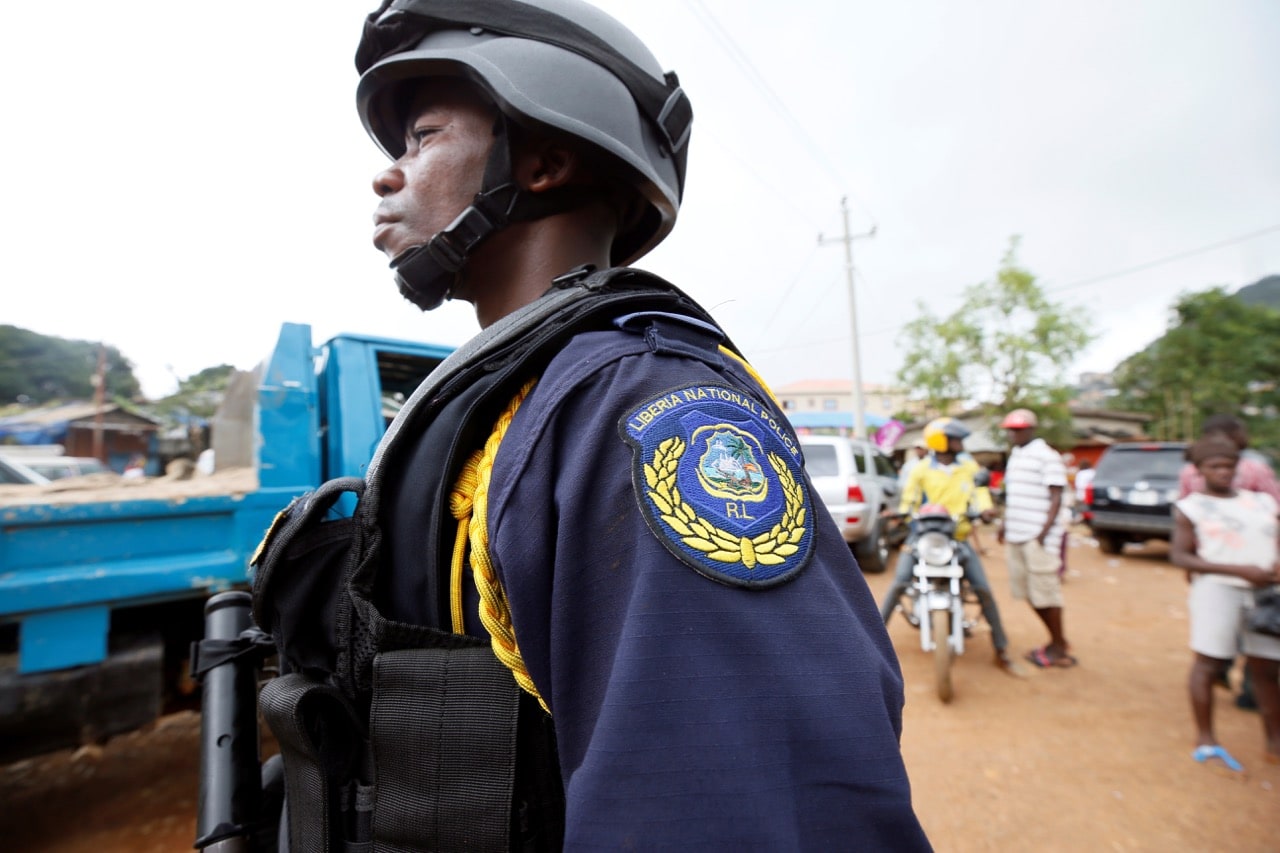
[92,344,107,462]
[818,197,876,438]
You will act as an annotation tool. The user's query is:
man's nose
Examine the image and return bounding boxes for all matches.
[373,163,404,197]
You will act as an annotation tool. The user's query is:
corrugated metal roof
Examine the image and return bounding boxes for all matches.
[0,403,160,429]
[0,403,111,425]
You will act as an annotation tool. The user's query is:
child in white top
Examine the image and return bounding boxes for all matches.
[1171,436,1280,771]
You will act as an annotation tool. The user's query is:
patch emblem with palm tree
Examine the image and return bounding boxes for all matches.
[620,383,814,588]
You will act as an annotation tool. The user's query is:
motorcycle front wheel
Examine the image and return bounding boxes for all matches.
[900,593,922,627]
[931,608,954,703]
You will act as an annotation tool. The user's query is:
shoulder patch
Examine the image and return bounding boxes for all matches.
[620,383,814,588]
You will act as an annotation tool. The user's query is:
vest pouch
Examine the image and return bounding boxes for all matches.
[260,673,368,853]
[252,477,367,678]
[369,645,521,852]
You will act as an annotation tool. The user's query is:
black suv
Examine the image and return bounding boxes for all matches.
[1085,442,1188,554]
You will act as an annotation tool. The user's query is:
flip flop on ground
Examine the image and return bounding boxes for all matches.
[1024,646,1078,668]
[1192,744,1243,772]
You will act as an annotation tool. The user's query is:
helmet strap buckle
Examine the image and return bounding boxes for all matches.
[388,176,522,311]
[429,203,501,272]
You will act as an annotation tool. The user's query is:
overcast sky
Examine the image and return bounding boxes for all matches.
[3,1,1277,401]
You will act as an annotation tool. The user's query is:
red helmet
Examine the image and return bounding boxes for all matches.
[1000,408,1038,429]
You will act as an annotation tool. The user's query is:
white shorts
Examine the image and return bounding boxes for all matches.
[1188,576,1280,661]
[1005,540,1063,608]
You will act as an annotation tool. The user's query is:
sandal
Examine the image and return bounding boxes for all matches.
[1024,646,1078,668]
[1192,744,1244,772]
[1025,647,1054,668]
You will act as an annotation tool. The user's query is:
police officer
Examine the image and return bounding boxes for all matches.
[267,2,929,848]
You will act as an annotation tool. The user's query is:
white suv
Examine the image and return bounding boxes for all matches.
[0,454,111,485]
[798,435,900,573]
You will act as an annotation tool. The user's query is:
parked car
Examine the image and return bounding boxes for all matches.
[0,456,49,485]
[798,435,900,573]
[1084,441,1188,554]
[0,454,111,485]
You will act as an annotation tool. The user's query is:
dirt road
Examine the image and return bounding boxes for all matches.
[2,529,1277,851]
[878,534,1278,852]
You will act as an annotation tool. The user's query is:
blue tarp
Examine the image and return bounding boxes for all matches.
[785,411,889,430]
[0,420,66,445]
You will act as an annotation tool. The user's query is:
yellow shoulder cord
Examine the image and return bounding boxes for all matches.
[718,345,781,410]
[446,347,769,715]
[447,377,549,713]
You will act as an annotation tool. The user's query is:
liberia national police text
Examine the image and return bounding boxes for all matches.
[245,1,931,850]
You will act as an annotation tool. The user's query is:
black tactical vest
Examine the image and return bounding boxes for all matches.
[250,267,726,851]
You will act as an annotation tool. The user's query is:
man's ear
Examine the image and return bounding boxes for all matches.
[514,139,579,193]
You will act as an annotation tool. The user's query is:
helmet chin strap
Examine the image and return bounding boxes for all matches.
[390,115,599,311]
[390,183,519,311]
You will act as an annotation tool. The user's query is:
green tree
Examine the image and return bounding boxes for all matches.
[896,237,1094,447]
[177,364,236,395]
[150,364,237,419]
[1112,287,1280,452]
[0,325,141,404]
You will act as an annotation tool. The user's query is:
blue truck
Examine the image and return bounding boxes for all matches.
[0,323,451,761]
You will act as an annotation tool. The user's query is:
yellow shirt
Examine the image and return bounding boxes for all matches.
[898,457,993,541]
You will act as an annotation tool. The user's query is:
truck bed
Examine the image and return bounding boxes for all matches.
[1,468,284,673]
[0,467,259,507]
[0,468,291,760]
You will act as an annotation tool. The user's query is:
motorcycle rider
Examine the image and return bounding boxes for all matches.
[880,418,1026,677]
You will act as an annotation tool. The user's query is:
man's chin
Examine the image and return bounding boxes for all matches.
[372,222,402,255]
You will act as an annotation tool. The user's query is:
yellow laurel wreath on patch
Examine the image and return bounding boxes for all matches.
[644,437,807,570]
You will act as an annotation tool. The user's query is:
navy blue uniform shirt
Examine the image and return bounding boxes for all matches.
[485,316,930,850]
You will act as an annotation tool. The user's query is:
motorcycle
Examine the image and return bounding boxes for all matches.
[885,504,986,703]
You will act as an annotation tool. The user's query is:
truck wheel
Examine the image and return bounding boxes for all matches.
[853,517,888,574]
[1097,532,1123,555]
[932,609,954,703]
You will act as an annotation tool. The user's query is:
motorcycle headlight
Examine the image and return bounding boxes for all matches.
[917,531,955,565]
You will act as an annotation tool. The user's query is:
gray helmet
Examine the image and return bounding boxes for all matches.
[355,0,692,309]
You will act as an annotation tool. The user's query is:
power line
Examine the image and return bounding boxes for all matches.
[697,134,829,232]
[682,0,877,225]
[750,333,848,356]
[747,242,823,348]
[749,224,1280,392]
[746,276,842,357]
[753,266,886,356]
[854,224,1280,343]
[1046,224,1280,294]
